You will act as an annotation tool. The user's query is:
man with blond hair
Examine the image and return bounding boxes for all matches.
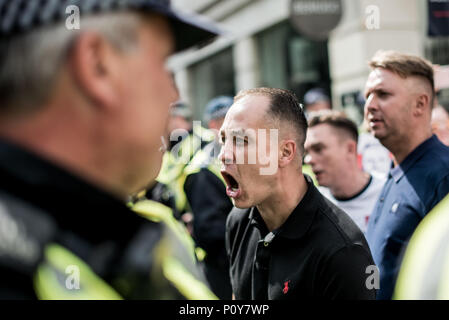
[364,51,449,299]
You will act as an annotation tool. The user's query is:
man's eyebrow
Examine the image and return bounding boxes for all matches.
[308,142,324,149]
[365,87,376,98]
[366,86,387,98]
[230,129,246,135]
[221,129,250,139]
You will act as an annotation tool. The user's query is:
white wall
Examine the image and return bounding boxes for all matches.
[329,0,424,108]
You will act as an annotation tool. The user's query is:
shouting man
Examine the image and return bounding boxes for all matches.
[221,88,375,300]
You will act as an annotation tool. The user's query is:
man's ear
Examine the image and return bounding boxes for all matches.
[347,139,357,156]
[69,32,120,110]
[279,140,297,168]
[413,93,431,117]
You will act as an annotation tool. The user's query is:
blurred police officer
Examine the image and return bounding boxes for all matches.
[303,87,331,116]
[140,101,193,214]
[157,100,215,217]
[0,0,219,299]
[394,193,449,299]
[431,104,449,146]
[167,101,194,150]
[183,96,234,299]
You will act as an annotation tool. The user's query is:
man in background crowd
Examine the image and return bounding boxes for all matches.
[431,104,449,146]
[140,101,193,211]
[305,110,385,234]
[364,50,449,300]
[301,87,332,183]
[156,101,214,217]
[183,96,234,299]
[303,87,332,116]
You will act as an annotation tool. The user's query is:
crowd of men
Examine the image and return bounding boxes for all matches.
[1,0,449,300]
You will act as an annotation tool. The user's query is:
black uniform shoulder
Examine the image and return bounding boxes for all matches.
[0,191,57,299]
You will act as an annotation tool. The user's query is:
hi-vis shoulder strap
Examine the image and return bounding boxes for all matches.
[34,200,217,300]
[131,200,217,300]
[157,127,215,213]
[34,244,122,300]
[34,233,217,300]
[395,194,449,299]
[132,199,198,263]
[183,142,225,185]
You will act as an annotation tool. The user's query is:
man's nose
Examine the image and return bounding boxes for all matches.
[364,94,378,114]
[219,142,234,165]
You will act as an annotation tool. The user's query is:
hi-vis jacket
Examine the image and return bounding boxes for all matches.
[156,126,215,214]
[395,194,449,300]
[0,140,216,300]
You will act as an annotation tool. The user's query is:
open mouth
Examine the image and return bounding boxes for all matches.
[221,171,242,198]
[368,116,384,127]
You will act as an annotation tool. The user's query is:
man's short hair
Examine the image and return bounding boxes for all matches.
[308,110,359,143]
[0,0,219,118]
[369,51,435,98]
[0,11,142,117]
[234,87,308,154]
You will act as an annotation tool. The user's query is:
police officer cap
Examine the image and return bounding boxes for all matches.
[171,101,192,120]
[204,95,233,122]
[304,88,330,106]
[0,0,220,52]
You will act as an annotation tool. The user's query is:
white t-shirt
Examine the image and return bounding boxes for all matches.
[358,133,391,179]
[319,175,386,234]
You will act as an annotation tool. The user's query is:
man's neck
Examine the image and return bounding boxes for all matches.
[256,173,308,232]
[0,107,130,200]
[387,131,432,166]
[330,169,370,200]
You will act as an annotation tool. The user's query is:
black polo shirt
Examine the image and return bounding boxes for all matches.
[225,176,376,300]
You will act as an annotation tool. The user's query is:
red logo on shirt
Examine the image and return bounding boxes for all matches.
[283,280,291,294]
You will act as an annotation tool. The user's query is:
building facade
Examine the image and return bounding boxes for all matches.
[169,0,449,123]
